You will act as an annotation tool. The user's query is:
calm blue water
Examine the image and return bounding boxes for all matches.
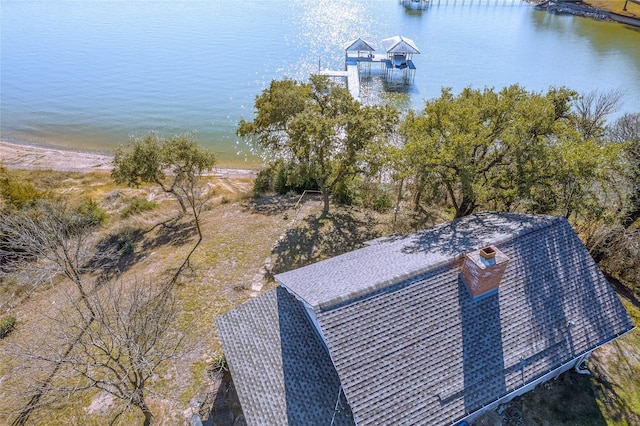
[2,0,640,165]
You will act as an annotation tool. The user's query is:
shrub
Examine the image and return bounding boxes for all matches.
[76,198,107,226]
[373,189,393,212]
[121,197,158,218]
[253,168,274,195]
[208,352,228,374]
[0,173,44,210]
[357,181,393,212]
[254,161,318,195]
[0,316,16,339]
[333,178,361,206]
[587,225,640,299]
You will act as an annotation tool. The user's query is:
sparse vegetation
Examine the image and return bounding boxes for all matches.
[120,196,158,218]
[0,316,16,339]
[112,132,217,215]
[0,166,47,209]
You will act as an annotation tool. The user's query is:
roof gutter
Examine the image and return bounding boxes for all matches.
[449,325,635,426]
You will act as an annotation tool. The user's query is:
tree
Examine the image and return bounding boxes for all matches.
[549,136,621,220]
[0,198,113,425]
[10,278,183,426]
[401,85,579,218]
[238,76,398,216]
[572,89,623,141]
[609,112,640,226]
[0,198,107,302]
[112,132,216,215]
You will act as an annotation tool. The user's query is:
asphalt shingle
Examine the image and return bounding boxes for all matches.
[218,213,634,426]
[215,287,353,425]
[312,215,633,425]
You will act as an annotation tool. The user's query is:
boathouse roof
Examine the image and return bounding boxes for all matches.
[343,37,376,53]
[381,35,421,54]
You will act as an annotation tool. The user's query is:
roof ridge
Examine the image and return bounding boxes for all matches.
[315,213,563,311]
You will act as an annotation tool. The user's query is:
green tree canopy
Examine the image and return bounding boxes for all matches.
[112,132,216,215]
[238,76,398,216]
[400,85,625,220]
[399,85,617,218]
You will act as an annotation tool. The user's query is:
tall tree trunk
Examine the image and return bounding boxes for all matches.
[142,408,153,426]
[394,178,404,223]
[413,174,425,212]
[135,394,153,426]
[455,195,476,218]
[321,189,330,218]
[168,189,188,215]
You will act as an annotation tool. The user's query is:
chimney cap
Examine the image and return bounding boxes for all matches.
[480,246,496,260]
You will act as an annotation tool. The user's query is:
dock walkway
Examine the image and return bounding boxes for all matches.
[320,53,415,101]
[321,63,360,99]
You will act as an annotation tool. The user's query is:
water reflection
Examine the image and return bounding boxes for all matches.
[289,0,379,78]
[530,11,640,81]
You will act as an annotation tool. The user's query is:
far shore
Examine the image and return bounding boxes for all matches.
[0,140,259,179]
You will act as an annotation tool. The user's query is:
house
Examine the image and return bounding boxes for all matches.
[215,213,634,425]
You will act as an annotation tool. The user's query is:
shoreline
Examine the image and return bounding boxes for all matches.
[0,140,259,178]
[529,1,640,27]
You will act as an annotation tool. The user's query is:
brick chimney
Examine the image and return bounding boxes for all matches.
[461,245,509,298]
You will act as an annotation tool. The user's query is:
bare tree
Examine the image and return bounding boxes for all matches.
[9,278,184,426]
[0,198,108,302]
[573,89,624,140]
[609,112,640,227]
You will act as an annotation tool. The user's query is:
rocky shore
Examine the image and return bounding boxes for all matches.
[528,0,640,27]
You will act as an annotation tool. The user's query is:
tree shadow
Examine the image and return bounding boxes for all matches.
[271,212,381,275]
[89,217,197,284]
[399,213,546,257]
[518,370,608,425]
[243,194,299,217]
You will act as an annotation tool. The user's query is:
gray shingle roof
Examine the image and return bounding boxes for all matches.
[218,213,634,426]
[215,286,353,425]
[311,214,634,425]
[277,213,556,310]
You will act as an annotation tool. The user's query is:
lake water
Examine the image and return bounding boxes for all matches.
[2,0,640,165]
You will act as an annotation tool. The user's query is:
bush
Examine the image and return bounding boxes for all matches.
[333,178,361,206]
[76,198,107,226]
[357,181,393,212]
[0,173,44,210]
[253,168,274,195]
[373,189,393,212]
[0,316,16,339]
[208,352,228,374]
[588,225,640,299]
[254,161,318,195]
[121,197,158,218]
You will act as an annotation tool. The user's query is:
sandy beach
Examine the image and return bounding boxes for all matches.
[0,140,257,178]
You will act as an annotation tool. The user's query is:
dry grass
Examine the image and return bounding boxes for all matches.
[583,0,640,18]
[0,169,390,424]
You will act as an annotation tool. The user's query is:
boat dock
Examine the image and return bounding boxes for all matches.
[321,63,360,99]
[319,36,419,101]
